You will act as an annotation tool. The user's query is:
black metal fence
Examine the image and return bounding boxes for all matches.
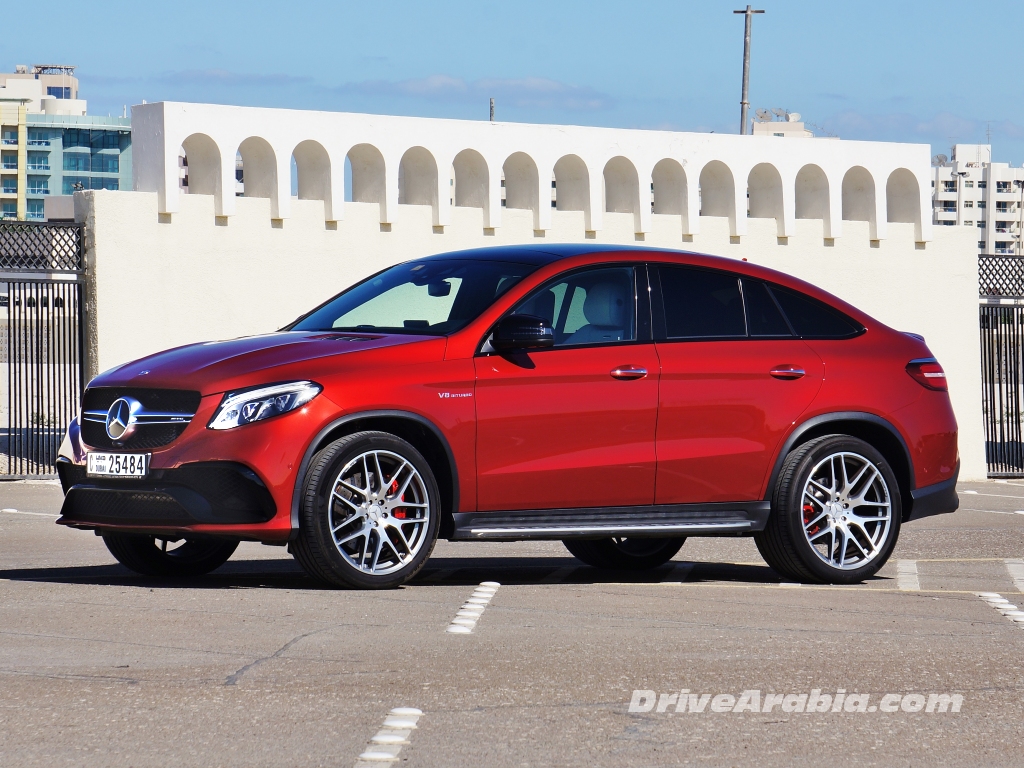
[1,222,85,478]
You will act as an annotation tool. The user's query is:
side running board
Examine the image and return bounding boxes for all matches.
[451,502,770,541]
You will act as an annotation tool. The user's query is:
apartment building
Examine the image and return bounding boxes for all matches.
[932,143,1024,256]
[0,65,131,221]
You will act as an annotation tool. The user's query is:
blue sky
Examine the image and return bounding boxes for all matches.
[7,0,1024,164]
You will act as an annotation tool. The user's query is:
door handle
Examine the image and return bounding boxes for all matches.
[610,366,648,380]
[770,365,805,380]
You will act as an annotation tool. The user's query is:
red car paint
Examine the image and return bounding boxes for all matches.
[56,246,958,541]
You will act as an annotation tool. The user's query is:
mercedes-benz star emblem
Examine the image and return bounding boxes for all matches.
[105,397,141,441]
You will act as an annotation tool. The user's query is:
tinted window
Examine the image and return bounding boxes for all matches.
[769,286,863,339]
[659,266,745,338]
[512,267,636,347]
[291,259,535,335]
[742,280,792,337]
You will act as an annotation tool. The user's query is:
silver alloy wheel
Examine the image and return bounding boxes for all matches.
[800,451,892,571]
[328,449,431,576]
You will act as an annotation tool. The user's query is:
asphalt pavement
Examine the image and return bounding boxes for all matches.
[1,479,1023,767]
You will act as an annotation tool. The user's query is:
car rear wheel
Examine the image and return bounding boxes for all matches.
[102,534,238,577]
[563,537,686,570]
[755,434,902,584]
[291,431,441,589]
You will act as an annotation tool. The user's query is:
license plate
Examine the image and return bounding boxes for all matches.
[86,452,150,478]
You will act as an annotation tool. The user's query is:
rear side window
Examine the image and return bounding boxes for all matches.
[742,280,792,337]
[769,286,863,339]
[659,266,746,338]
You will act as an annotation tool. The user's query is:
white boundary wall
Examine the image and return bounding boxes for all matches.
[76,189,983,479]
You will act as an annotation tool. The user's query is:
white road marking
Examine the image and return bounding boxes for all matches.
[446,582,500,634]
[977,593,1024,630]
[896,560,920,591]
[0,509,58,517]
[961,491,1024,500]
[778,582,802,588]
[354,707,422,766]
[1005,559,1024,593]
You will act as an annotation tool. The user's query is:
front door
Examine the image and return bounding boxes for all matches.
[651,265,824,504]
[475,265,659,511]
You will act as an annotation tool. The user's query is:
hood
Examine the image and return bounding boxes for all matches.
[90,331,442,394]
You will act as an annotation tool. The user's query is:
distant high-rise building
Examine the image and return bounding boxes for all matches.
[0,64,131,221]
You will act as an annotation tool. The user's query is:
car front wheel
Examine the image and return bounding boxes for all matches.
[755,434,902,584]
[102,534,238,577]
[291,431,441,589]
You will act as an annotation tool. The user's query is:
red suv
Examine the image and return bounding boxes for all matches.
[56,245,958,587]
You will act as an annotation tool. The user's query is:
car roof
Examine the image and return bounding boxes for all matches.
[419,243,678,266]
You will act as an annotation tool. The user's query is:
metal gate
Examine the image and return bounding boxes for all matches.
[1,222,84,478]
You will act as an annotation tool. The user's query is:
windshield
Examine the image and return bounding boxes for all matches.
[289,259,537,335]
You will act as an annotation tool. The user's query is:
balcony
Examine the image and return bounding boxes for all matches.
[1,138,18,146]
[995,248,1016,255]
[26,140,50,147]
[26,165,50,172]
[26,188,50,196]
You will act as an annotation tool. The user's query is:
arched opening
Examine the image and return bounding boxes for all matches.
[347,143,385,204]
[237,136,276,199]
[604,156,639,214]
[747,163,784,224]
[652,158,686,215]
[698,160,734,218]
[502,152,538,212]
[399,146,438,206]
[886,168,920,224]
[842,166,875,222]
[452,149,488,208]
[180,133,220,195]
[292,139,331,204]
[795,164,829,220]
[553,154,588,211]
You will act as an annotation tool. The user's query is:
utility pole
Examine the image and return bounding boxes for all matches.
[734,5,764,135]
[489,98,495,122]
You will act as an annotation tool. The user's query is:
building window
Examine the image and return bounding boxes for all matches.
[26,200,44,220]
[978,220,987,228]
[965,180,974,188]
[26,178,49,195]
[939,220,955,226]
[1,130,17,145]
[1,153,15,169]
[964,200,973,208]
[996,221,1012,233]
[26,129,50,146]
[46,86,71,99]
[964,221,973,225]
[62,176,119,194]
[942,180,957,192]
[978,180,988,189]
[995,241,1014,254]
[2,179,16,194]
[26,152,49,171]
[62,128,122,151]
[1,202,16,219]
[978,200,987,208]
[979,241,987,249]
[997,181,1012,192]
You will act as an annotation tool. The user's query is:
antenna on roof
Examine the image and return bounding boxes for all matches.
[754,108,772,123]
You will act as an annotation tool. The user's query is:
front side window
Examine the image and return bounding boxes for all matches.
[511,266,636,347]
[290,259,536,335]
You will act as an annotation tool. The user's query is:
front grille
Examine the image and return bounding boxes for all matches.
[81,387,201,450]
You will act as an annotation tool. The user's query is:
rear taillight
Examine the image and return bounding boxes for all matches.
[906,358,947,391]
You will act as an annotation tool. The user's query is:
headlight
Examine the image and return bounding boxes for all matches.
[208,381,322,430]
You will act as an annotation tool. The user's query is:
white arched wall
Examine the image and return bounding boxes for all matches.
[347,143,387,223]
[237,136,288,218]
[292,139,336,221]
[181,134,220,196]
[453,148,493,227]
[399,146,448,226]
[699,160,741,236]
[553,154,591,230]
[747,162,787,237]
[842,166,880,239]
[604,156,646,234]
[503,152,543,231]
[886,167,922,240]
[795,163,833,237]
[652,158,690,234]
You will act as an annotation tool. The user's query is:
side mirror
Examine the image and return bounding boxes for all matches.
[492,314,554,352]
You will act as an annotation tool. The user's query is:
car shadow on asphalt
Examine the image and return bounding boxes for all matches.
[0,556,835,590]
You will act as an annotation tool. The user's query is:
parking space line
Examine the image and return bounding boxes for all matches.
[0,509,58,517]
[446,581,500,634]
[1005,560,1024,593]
[896,560,920,591]
[976,593,1024,631]
[354,707,422,766]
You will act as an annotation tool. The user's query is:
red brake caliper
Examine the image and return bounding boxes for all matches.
[803,503,819,535]
[390,478,406,519]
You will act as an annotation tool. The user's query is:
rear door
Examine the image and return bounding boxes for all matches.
[474,265,659,511]
[651,265,824,503]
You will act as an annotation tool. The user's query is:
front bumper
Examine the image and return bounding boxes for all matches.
[905,462,960,522]
[56,459,277,533]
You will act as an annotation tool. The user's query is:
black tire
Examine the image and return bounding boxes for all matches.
[291,431,441,589]
[102,533,238,578]
[754,434,902,584]
[563,537,686,570]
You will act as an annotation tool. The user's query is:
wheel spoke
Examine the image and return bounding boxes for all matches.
[369,533,385,570]
[336,523,370,545]
[332,489,363,512]
[808,478,832,497]
[803,510,828,530]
